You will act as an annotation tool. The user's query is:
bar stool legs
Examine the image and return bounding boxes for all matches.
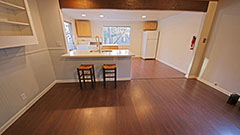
[103,68,106,88]
[77,64,117,89]
[77,64,95,89]
[90,68,94,87]
[77,68,82,88]
[92,65,96,83]
[103,64,117,88]
[114,68,117,88]
[82,69,85,83]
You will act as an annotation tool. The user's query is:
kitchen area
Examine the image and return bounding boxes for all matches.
[47,6,205,83]
[59,9,165,82]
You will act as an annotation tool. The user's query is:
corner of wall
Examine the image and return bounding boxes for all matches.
[0,80,56,134]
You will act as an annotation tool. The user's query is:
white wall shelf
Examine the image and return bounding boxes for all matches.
[0,0,25,10]
[0,0,38,48]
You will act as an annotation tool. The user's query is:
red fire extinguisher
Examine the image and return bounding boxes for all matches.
[190,36,196,50]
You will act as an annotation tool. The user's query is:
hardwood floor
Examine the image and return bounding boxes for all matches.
[3,59,240,135]
[131,58,184,79]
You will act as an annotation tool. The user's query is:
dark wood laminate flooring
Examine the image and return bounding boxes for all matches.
[131,58,185,79]
[3,59,240,135]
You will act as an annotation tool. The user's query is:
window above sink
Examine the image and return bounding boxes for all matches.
[103,26,131,45]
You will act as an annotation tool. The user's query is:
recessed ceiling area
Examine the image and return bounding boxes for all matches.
[61,9,184,21]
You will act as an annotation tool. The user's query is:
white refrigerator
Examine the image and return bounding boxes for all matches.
[141,31,159,59]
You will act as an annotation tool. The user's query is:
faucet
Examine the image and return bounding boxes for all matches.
[95,36,102,53]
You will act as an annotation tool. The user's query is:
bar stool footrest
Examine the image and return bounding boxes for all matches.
[80,74,92,76]
[105,76,116,78]
[105,72,115,74]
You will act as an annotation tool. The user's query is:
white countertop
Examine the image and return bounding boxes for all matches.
[61,49,135,58]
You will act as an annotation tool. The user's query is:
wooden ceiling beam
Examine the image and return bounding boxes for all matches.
[59,0,218,12]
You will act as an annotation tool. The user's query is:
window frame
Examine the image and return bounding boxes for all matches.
[63,20,76,51]
[102,26,131,46]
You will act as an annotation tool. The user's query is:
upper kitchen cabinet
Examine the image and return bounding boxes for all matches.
[0,0,38,49]
[144,21,158,31]
[75,20,91,37]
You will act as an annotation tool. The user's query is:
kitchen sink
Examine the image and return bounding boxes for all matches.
[101,50,112,52]
[89,50,113,53]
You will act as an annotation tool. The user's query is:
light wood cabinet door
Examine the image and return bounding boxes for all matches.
[75,20,92,37]
[144,21,158,31]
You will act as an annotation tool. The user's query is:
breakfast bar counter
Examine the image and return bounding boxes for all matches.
[61,49,134,58]
[60,49,134,81]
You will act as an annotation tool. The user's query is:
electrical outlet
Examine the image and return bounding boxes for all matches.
[21,93,27,100]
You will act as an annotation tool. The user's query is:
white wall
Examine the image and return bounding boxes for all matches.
[199,0,240,94]
[156,12,205,73]
[0,0,56,131]
[62,14,144,57]
[36,0,66,49]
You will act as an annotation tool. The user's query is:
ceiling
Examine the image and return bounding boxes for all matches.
[61,9,184,21]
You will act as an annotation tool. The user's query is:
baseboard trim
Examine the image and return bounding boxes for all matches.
[56,77,131,83]
[133,55,141,58]
[0,80,56,135]
[56,79,77,83]
[198,78,231,96]
[155,59,231,97]
[156,58,186,74]
[187,75,198,79]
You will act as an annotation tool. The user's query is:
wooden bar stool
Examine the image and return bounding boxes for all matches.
[103,64,117,88]
[77,64,96,88]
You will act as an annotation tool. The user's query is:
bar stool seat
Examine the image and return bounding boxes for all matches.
[103,64,117,88]
[103,64,116,69]
[78,65,93,70]
[77,64,96,89]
